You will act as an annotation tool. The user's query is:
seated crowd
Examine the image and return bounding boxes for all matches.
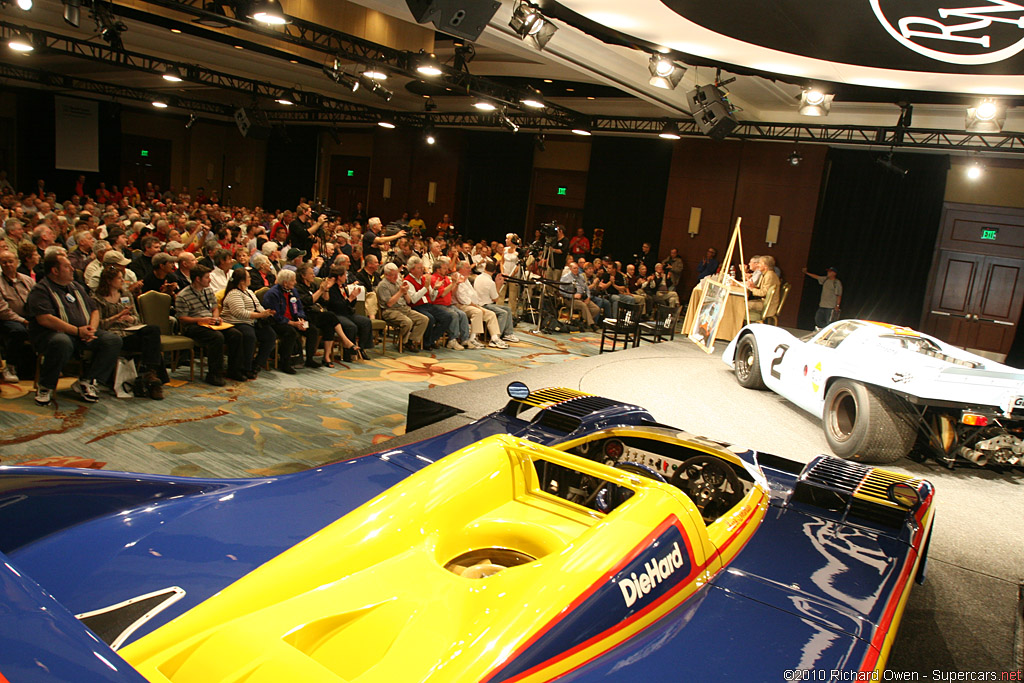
[0,180,690,407]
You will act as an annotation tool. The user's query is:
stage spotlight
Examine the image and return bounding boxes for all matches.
[16,0,32,10]
[275,94,294,105]
[424,125,436,145]
[509,0,557,50]
[499,108,519,133]
[571,119,591,136]
[7,30,33,52]
[63,0,80,27]
[967,99,1004,132]
[787,150,802,166]
[415,52,443,77]
[361,67,388,80]
[378,116,396,129]
[359,76,393,102]
[658,121,681,140]
[520,88,544,109]
[649,54,685,90]
[152,99,169,109]
[161,65,183,82]
[473,98,497,112]
[250,0,288,25]
[799,89,833,116]
[424,97,438,112]
[966,162,983,180]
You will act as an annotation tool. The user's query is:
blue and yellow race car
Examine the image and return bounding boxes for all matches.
[0,385,934,682]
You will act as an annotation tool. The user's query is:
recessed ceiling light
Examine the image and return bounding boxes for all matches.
[234,45,244,50]
[378,117,396,129]
[566,88,574,92]
[473,99,497,111]
[543,79,552,83]
[16,0,32,9]
[170,28,182,34]
[289,59,298,64]
[587,96,595,100]
[362,68,388,81]
[152,100,169,109]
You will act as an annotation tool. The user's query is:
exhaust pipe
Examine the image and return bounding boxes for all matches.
[958,446,989,466]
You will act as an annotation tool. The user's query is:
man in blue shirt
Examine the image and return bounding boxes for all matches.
[559,261,602,330]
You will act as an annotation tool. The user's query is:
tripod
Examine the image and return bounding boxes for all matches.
[531,243,557,335]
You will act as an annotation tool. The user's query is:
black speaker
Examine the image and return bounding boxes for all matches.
[405,0,500,41]
[234,106,271,140]
[686,85,739,141]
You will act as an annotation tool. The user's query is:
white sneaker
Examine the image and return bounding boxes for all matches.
[2,367,18,383]
[34,388,52,406]
[489,338,509,349]
[72,379,100,403]
[446,339,464,350]
[502,333,520,342]
[468,338,485,349]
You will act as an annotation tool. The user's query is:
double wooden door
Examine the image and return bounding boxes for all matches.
[922,251,1024,354]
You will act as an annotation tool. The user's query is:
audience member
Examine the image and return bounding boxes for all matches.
[746,255,781,322]
[262,269,320,372]
[453,260,507,348]
[375,262,429,350]
[0,249,33,381]
[176,264,242,386]
[209,249,234,292]
[430,256,475,349]
[26,253,122,405]
[663,248,684,290]
[803,266,842,330]
[130,236,161,281]
[696,247,719,284]
[17,243,39,280]
[569,228,590,257]
[559,261,602,330]
[474,261,520,341]
[404,256,449,351]
[142,252,180,295]
[323,257,372,357]
[93,265,166,397]
[645,262,680,310]
[220,268,276,380]
[295,264,359,366]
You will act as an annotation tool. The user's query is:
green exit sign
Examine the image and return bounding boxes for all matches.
[557,187,567,195]
[981,228,998,241]
[347,170,354,177]
[140,150,149,157]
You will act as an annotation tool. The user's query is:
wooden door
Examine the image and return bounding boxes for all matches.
[923,251,1024,354]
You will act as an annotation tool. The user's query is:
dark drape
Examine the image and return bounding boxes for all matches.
[457,132,533,240]
[582,137,672,260]
[16,90,121,196]
[263,127,318,212]
[798,148,949,328]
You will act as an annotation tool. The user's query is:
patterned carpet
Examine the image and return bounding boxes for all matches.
[0,328,602,478]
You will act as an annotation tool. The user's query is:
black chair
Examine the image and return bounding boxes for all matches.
[634,303,682,347]
[599,300,641,353]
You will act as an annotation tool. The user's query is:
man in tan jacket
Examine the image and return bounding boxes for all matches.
[746,255,781,322]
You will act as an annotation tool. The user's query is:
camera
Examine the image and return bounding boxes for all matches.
[311,200,342,219]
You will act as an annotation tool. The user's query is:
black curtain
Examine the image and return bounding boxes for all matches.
[16,90,121,196]
[798,148,949,329]
[582,137,672,260]
[262,126,319,212]
[457,131,533,240]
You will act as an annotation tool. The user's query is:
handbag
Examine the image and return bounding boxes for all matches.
[114,357,138,398]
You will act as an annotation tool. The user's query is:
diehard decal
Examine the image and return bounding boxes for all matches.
[618,542,686,607]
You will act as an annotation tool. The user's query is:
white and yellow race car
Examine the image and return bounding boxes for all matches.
[724,319,1024,468]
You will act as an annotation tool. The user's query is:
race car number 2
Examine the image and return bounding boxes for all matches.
[771,344,789,380]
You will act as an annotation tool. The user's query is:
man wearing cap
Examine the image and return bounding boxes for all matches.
[143,253,181,295]
[92,249,141,295]
[164,240,185,258]
[803,266,843,330]
[282,247,306,272]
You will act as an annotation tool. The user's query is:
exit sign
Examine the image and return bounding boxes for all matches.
[557,187,567,195]
[981,228,998,241]
[140,150,149,157]
[347,170,354,177]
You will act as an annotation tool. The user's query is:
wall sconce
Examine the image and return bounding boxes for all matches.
[428,181,437,205]
[688,207,701,238]
[766,214,780,247]
[382,177,392,199]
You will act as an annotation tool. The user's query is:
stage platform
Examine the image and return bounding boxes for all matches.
[395,334,1023,676]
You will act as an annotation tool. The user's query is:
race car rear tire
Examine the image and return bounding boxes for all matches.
[823,380,916,464]
[733,335,766,390]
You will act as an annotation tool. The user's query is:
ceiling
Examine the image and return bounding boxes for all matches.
[1,0,1022,154]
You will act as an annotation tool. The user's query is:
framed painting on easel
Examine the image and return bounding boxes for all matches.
[688,278,729,354]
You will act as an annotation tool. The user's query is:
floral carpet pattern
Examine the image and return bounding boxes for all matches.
[0,330,601,478]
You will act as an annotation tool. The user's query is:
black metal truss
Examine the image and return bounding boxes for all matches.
[108,0,581,126]
[0,21,387,117]
[0,60,235,116]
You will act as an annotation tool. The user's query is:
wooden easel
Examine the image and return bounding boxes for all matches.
[718,217,749,325]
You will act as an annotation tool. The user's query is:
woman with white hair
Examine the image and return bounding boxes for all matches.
[248,252,275,289]
[261,268,320,373]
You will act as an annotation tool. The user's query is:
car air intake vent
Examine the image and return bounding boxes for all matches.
[848,497,905,529]
[550,396,622,418]
[537,410,583,434]
[802,456,870,493]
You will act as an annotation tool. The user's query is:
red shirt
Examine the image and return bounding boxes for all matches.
[404,273,430,307]
[430,273,452,306]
